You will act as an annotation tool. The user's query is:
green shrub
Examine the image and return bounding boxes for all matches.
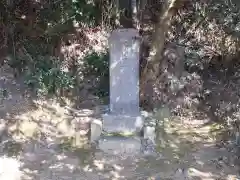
[83,51,109,97]
[23,56,75,96]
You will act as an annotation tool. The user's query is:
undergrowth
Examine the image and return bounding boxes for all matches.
[7,49,109,98]
[83,51,109,98]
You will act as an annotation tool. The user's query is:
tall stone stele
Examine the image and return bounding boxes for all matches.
[102,28,143,135]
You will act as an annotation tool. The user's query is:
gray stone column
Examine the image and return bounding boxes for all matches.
[102,28,143,135]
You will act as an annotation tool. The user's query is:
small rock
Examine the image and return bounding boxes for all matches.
[23,152,38,162]
[141,138,157,156]
[91,118,103,142]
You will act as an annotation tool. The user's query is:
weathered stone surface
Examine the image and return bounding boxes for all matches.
[98,136,141,156]
[102,28,143,134]
[143,126,156,142]
[108,28,140,115]
[102,114,143,134]
[98,29,145,156]
[90,118,102,142]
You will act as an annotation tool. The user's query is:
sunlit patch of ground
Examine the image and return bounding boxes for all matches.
[153,117,239,180]
[0,156,22,180]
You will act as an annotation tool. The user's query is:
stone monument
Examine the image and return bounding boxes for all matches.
[91,29,158,156]
[102,28,143,135]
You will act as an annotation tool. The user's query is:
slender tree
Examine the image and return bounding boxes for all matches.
[140,0,185,108]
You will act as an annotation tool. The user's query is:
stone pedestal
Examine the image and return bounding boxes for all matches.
[98,136,141,156]
[102,114,143,135]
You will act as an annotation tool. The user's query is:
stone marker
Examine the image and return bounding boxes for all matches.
[97,29,144,156]
[102,28,143,135]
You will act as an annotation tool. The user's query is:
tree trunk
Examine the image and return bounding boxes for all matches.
[119,0,133,28]
[131,0,140,29]
[140,0,184,109]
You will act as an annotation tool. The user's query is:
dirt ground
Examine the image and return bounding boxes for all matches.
[0,65,239,180]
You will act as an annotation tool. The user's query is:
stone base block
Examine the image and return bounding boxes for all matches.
[143,126,156,143]
[98,136,141,155]
[102,114,143,134]
[90,119,103,142]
